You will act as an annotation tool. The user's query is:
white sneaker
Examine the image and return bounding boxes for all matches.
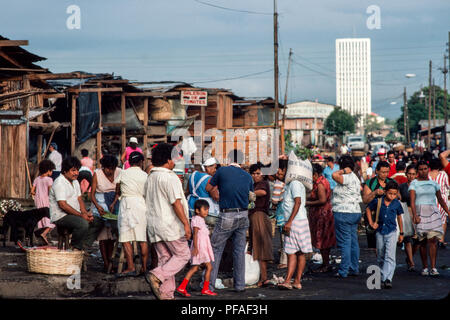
[430,268,439,276]
[421,268,429,276]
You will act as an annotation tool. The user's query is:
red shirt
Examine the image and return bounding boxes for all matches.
[388,160,397,177]
[394,175,408,185]
[445,163,450,179]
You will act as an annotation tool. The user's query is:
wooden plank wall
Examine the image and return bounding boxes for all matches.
[0,80,39,110]
[0,124,27,198]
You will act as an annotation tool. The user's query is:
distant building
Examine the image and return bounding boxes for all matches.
[336,38,372,126]
[282,100,336,146]
[369,112,385,124]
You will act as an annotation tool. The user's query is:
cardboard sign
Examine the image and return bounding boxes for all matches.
[181,90,207,106]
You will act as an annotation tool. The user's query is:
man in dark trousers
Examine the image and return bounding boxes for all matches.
[206,149,254,292]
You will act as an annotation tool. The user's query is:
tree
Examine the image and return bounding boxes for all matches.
[396,85,450,138]
[284,131,314,159]
[365,114,383,134]
[324,108,355,140]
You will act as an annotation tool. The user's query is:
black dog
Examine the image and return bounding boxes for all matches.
[2,207,50,247]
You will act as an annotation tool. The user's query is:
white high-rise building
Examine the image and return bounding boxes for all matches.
[336,38,371,126]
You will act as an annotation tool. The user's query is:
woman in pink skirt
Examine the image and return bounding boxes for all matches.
[176,199,217,297]
[30,160,56,245]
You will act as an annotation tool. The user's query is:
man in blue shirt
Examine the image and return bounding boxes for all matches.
[366,180,404,289]
[206,149,254,293]
[323,157,340,190]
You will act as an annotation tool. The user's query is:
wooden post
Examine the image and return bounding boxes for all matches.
[143,97,149,168]
[428,60,432,149]
[37,94,44,166]
[432,78,436,128]
[121,94,126,155]
[23,75,31,195]
[273,0,279,133]
[71,95,77,155]
[281,48,293,155]
[201,104,205,155]
[96,91,102,168]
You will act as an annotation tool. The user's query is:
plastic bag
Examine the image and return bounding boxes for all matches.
[244,243,260,285]
[400,202,415,237]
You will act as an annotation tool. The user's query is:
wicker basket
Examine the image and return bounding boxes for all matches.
[352,151,366,157]
[26,247,84,275]
[150,99,173,121]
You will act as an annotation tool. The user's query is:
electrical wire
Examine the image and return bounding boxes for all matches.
[193,0,272,15]
[190,68,273,84]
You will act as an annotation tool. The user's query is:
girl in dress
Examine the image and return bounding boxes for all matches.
[30,160,56,245]
[176,199,217,297]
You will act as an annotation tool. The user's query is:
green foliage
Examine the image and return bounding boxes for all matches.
[384,132,404,144]
[384,118,396,126]
[397,86,450,138]
[324,108,355,138]
[365,114,383,133]
[284,132,314,160]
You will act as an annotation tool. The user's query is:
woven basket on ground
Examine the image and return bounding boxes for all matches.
[26,247,83,275]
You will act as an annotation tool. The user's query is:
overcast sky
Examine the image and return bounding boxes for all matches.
[1,0,449,119]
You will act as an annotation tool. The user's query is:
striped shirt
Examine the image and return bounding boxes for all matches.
[430,171,449,220]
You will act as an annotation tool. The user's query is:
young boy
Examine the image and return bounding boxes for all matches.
[366,180,404,289]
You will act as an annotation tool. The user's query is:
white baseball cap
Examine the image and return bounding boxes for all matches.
[201,158,217,171]
[129,137,138,144]
[377,148,386,155]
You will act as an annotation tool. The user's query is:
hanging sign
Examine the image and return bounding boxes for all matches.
[181,90,208,106]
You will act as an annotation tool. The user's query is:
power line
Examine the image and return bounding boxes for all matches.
[295,54,335,73]
[190,68,273,84]
[193,0,272,15]
[292,58,332,78]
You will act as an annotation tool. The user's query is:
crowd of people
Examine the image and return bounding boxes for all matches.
[28,137,449,299]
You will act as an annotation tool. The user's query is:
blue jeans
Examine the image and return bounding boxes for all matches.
[209,210,249,291]
[376,231,397,281]
[333,212,362,277]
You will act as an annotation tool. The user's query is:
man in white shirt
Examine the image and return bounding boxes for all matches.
[49,157,96,251]
[340,144,348,155]
[144,143,191,300]
[48,142,63,180]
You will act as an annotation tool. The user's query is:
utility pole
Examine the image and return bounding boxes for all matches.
[433,78,436,128]
[428,60,432,150]
[443,54,448,126]
[273,0,279,134]
[404,87,410,145]
[281,48,293,154]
